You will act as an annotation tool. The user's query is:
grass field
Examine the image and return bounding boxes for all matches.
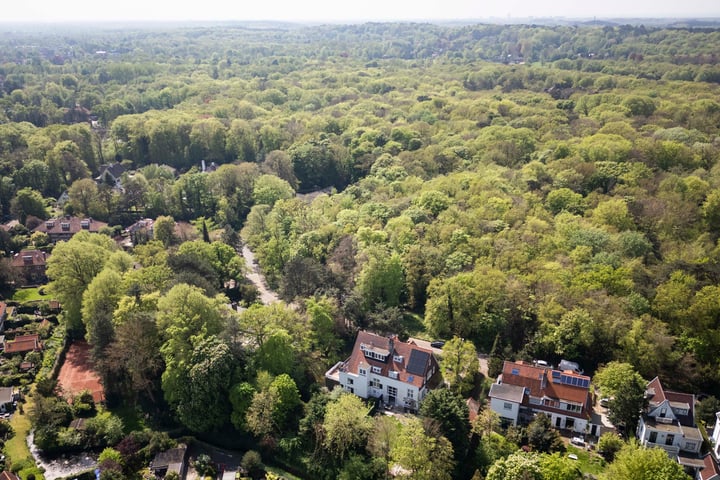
[566,444,606,475]
[5,394,45,480]
[10,287,46,303]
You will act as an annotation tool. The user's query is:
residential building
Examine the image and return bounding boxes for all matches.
[699,453,720,480]
[10,250,48,286]
[488,360,599,436]
[95,162,126,189]
[699,411,720,479]
[0,387,15,413]
[2,334,42,356]
[33,217,108,243]
[325,331,440,412]
[150,445,188,478]
[637,377,703,472]
[120,218,155,249]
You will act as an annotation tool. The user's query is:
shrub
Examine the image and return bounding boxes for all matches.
[241,450,263,477]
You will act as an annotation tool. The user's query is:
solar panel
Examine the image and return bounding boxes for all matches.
[407,350,429,376]
[552,371,561,378]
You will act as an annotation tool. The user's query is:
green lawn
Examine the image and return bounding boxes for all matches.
[566,444,606,475]
[11,287,46,303]
[5,395,45,480]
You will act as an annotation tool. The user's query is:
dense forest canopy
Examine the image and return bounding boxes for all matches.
[1,20,720,479]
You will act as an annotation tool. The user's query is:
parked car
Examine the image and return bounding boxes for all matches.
[430,340,445,349]
[570,436,585,447]
[599,397,611,408]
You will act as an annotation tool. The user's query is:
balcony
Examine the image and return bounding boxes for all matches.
[644,441,680,456]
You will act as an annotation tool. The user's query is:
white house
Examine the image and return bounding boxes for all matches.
[636,377,704,472]
[488,360,599,436]
[325,331,439,412]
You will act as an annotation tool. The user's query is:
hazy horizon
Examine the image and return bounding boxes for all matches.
[2,0,720,24]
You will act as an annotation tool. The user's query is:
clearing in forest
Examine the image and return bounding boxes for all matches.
[57,340,105,404]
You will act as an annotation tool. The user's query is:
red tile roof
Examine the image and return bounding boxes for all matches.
[33,217,107,238]
[0,472,21,480]
[499,361,593,417]
[646,376,666,405]
[10,250,47,268]
[645,376,696,427]
[3,334,42,355]
[700,454,720,480]
[346,331,437,389]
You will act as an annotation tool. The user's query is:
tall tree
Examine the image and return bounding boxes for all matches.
[103,311,164,404]
[485,452,542,480]
[323,393,373,461]
[81,268,123,354]
[419,389,470,461]
[390,416,455,480]
[439,337,479,396]
[156,284,228,409]
[602,442,690,480]
[10,187,48,224]
[174,336,240,432]
[46,232,117,336]
[594,362,647,438]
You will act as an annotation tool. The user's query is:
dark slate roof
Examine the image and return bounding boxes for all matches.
[150,446,187,470]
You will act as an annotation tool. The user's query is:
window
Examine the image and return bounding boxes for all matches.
[387,386,397,397]
[346,387,354,394]
[372,366,382,374]
[649,431,657,443]
[660,408,667,418]
[407,389,414,399]
[685,441,697,451]
[347,378,354,385]
[503,402,513,410]
[565,403,582,413]
[370,379,382,389]
[359,368,367,376]
[665,434,675,446]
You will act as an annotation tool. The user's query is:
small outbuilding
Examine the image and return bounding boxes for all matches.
[150,445,188,478]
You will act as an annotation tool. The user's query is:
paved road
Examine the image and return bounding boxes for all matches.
[241,244,280,305]
[409,337,489,377]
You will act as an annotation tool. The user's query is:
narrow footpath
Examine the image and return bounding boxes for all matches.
[241,244,280,305]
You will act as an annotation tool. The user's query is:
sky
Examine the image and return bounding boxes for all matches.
[2,0,720,23]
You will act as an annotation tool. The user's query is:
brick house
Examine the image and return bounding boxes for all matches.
[325,331,440,412]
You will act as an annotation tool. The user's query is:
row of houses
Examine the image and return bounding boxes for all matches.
[490,359,720,478]
[326,331,720,479]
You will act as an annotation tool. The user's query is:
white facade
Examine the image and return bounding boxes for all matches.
[489,396,520,425]
[338,367,427,410]
[713,412,720,459]
[325,331,439,412]
[636,393,702,456]
[637,416,701,456]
